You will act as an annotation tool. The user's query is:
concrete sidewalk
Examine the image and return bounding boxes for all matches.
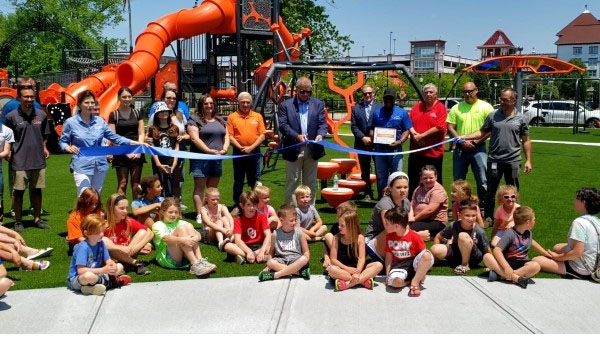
[1,275,598,334]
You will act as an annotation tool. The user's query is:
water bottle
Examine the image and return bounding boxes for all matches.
[333,175,339,190]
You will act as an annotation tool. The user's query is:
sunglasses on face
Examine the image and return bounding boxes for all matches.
[298,90,312,95]
[363,92,373,96]
[503,195,517,200]
[463,89,476,95]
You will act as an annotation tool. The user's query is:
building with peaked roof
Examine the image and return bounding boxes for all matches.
[555,7,600,78]
[477,30,519,59]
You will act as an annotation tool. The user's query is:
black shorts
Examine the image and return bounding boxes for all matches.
[112,154,146,168]
[565,261,592,280]
[388,259,416,282]
[445,244,483,268]
[507,259,529,270]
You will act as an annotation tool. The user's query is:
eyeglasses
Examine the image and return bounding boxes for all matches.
[503,195,517,200]
[363,92,373,96]
[298,90,312,95]
[462,89,476,95]
[500,98,515,102]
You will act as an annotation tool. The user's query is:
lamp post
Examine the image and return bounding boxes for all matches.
[494,82,498,104]
[393,38,396,55]
[361,45,365,57]
[389,31,393,55]
[457,43,461,69]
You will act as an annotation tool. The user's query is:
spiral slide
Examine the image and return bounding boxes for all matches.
[53,0,302,120]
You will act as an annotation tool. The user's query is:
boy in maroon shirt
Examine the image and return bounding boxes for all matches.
[384,206,434,297]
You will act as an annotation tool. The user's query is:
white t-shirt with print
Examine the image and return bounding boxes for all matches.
[567,215,600,275]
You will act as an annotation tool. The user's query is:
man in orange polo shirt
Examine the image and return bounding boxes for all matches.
[227,92,266,207]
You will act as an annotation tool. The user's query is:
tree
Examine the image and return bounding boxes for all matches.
[0,0,126,75]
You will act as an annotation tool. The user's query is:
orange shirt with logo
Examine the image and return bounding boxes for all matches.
[226,110,266,147]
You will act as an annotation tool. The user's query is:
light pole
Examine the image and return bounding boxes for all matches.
[361,45,365,57]
[393,38,396,55]
[494,82,498,103]
[389,31,393,55]
[457,43,461,69]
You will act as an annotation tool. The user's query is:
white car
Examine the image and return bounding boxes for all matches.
[523,100,600,128]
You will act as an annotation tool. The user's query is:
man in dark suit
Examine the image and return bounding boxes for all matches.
[278,77,327,205]
[351,85,382,201]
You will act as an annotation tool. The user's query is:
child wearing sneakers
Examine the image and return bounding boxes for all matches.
[431,200,490,275]
[483,206,547,288]
[259,205,310,281]
[295,185,327,242]
[326,210,383,291]
[222,191,271,264]
[152,198,217,276]
[384,207,434,297]
[67,214,131,295]
[200,187,234,251]
[255,184,280,230]
[322,201,357,269]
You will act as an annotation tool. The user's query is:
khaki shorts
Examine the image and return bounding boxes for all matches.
[13,169,46,190]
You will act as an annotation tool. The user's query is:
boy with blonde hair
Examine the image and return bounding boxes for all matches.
[67,214,130,295]
[483,206,547,288]
[259,205,310,281]
[295,185,327,242]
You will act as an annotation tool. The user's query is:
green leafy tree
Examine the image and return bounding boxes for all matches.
[0,0,126,75]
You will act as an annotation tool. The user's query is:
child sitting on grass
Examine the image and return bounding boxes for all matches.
[200,187,234,251]
[0,223,52,260]
[223,191,271,264]
[483,206,547,288]
[255,184,280,230]
[67,214,131,295]
[0,253,13,297]
[152,197,217,276]
[491,185,520,247]
[431,200,490,275]
[451,180,484,226]
[295,185,327,242]
[132,175,165,228]
[67,188,103,254]
[0,235,51,271]
[327,210,383,291]
[322,201,356,269]
[103,194,153,275]
[259,205,310,281]
[384,207,433,297]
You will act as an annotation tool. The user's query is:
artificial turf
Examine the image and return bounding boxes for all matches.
[5,126,600,290]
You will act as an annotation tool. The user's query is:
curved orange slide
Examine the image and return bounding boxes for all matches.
[52,0,304,120]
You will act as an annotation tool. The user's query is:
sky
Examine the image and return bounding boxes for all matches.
[0,0,596,59]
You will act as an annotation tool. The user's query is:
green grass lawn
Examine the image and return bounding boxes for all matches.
[5,126,600,290]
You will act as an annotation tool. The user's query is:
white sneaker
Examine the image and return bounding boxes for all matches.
[180,203,188,211]
[196,214,203,225]
[81,284,107,295]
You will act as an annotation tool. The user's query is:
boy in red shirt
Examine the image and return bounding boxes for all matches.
[384,206,434,297]
[226,191,271,265]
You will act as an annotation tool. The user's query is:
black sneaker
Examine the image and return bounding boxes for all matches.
[299,266,311,280]
[258,270,274,282]
[14,221,25,233]
[516,276,529,289]
[35,220,50,229]
[135,262,150,276]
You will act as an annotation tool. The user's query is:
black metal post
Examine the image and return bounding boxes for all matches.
[236,0,242,91]
[176,39,183,99]
[103,44,109,66]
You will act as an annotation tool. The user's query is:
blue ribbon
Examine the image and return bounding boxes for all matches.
[79,138,458,160]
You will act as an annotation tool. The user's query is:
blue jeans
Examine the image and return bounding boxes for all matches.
[453,144,487,211]
[232,148,261,206]
[374,149,403,198]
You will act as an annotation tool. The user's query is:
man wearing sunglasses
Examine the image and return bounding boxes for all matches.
[351,85,382,201]
[461,87,532,222]
[278,77,327,205]
[447,82,494,215]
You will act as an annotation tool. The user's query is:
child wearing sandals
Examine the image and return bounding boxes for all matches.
[322,201,356,269]
[483,206,547,288]
[152,197,217,276]
[0,235,51,271]
[223,191,271,265]
[258,205,310,281]
[431,200,490,275]
[0,223,52,261]
[200,187,234,251]
[67,188,103,254]
[451,180,484,226]
[384,206,434,297]
[67,214,131,296]
[326,210,383,291]
[491,185,520,247]
[255,184,280,230]
[103,194,153,276]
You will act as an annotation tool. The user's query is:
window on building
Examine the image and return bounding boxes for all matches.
[415,47,435,58]
[588,70,597,77]
[589,58,598,66]
[414,60,434,69]
[590,46,599,55]
[573,47,582,55]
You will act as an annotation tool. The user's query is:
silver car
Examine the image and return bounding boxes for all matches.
[523,100,600,128]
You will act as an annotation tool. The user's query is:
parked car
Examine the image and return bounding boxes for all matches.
[523,100,600,128]
[439,98,463,110]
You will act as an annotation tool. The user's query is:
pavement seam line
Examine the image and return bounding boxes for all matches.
[273,279,293,334]
[87,293,107,334]
[462,277,542,334]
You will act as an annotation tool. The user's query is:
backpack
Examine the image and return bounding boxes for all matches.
[580,215,600,282]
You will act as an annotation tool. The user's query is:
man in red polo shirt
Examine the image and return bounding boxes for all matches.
[408,83,447,197]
